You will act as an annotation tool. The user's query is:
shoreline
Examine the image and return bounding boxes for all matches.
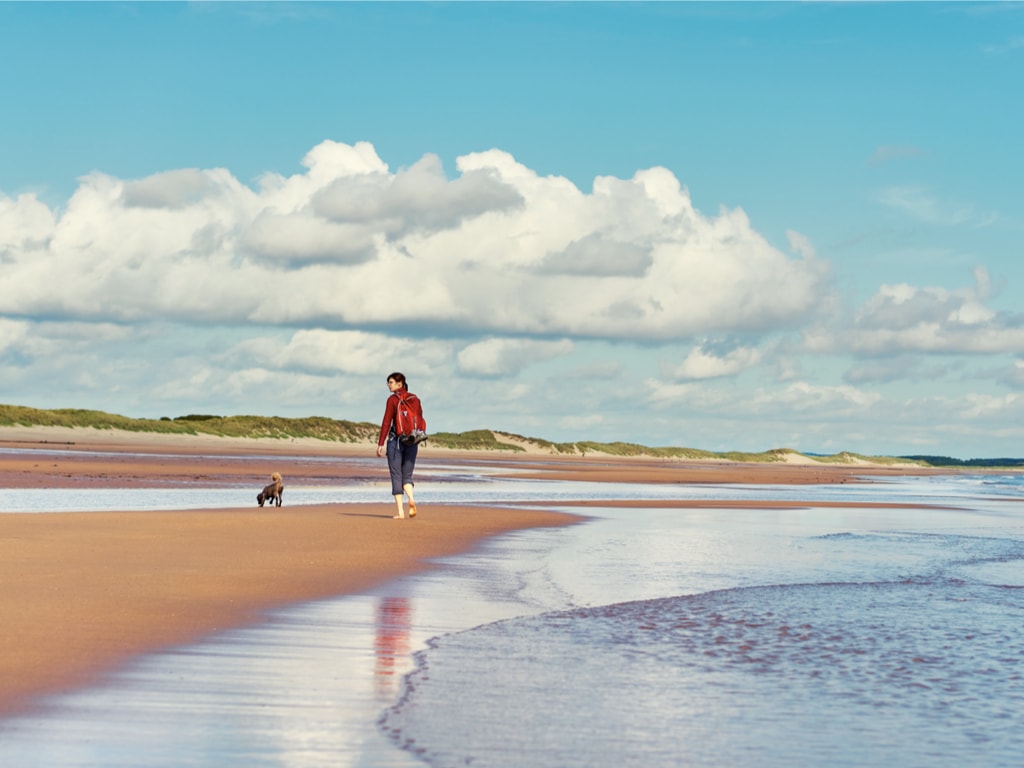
[0,425,967,717]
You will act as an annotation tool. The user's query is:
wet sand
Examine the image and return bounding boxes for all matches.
[0,426,946,717]
[0,502,577,717]
[0,424,941,490]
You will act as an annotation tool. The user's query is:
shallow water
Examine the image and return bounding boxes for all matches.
[385,576,1024,768]
[0,466,1014,513]
[1,473,1022,766]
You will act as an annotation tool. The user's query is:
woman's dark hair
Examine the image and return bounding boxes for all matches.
[387,371,408,390]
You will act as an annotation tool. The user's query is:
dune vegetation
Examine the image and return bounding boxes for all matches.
[0,403,977,467]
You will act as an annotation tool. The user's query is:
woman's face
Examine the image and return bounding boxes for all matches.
[387,377,403,392]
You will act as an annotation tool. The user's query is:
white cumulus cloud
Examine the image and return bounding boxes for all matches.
[0,140,829,342]
[806,267,1024,357]
[226,329,453,376]
[0,193,55,254]
[672,343,764,380]
[457,337,574,376]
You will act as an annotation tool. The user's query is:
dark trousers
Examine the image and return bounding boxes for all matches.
[386,437,418,495]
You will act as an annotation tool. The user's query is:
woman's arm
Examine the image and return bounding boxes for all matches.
[378,395,397,447]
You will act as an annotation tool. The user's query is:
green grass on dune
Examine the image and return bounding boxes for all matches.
[429,429,527,452]
[0,404,377,443]
[0,403,941,466]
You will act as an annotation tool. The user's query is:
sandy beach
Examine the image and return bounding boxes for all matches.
[0,425,946,717]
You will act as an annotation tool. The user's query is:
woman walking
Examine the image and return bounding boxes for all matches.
[376,372,426,519]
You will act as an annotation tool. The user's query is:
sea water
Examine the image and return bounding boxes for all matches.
[0,473,1022,767]
[1,463,1015,513]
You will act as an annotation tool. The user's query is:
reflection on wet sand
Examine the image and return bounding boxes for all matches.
[374,597,412,698]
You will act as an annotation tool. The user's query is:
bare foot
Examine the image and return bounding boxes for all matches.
[409,501,417,518]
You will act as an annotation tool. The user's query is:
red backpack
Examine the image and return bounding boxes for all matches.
[393,390,425,440]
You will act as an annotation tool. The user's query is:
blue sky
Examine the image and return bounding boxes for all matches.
[2,2,1023,458]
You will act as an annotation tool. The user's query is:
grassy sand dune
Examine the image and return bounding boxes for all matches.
[0,403,925,466]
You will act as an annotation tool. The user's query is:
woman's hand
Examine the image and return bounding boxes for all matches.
[377,445,385,458]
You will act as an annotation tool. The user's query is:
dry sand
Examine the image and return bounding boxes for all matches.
[0,425,946,716]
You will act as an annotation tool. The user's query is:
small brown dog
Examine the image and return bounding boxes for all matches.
[257,472,284,507]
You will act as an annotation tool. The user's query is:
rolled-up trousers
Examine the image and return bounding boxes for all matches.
[386,437,418,496]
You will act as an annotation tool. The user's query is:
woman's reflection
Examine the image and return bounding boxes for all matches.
[374,596,412,696]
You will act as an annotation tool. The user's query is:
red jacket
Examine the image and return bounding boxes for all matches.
[378,391,426,446]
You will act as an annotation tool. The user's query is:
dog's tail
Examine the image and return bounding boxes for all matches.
[271,472,282,483]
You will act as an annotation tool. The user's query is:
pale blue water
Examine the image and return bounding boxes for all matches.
[2,464,1018,513]
[1,469,1022,767]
